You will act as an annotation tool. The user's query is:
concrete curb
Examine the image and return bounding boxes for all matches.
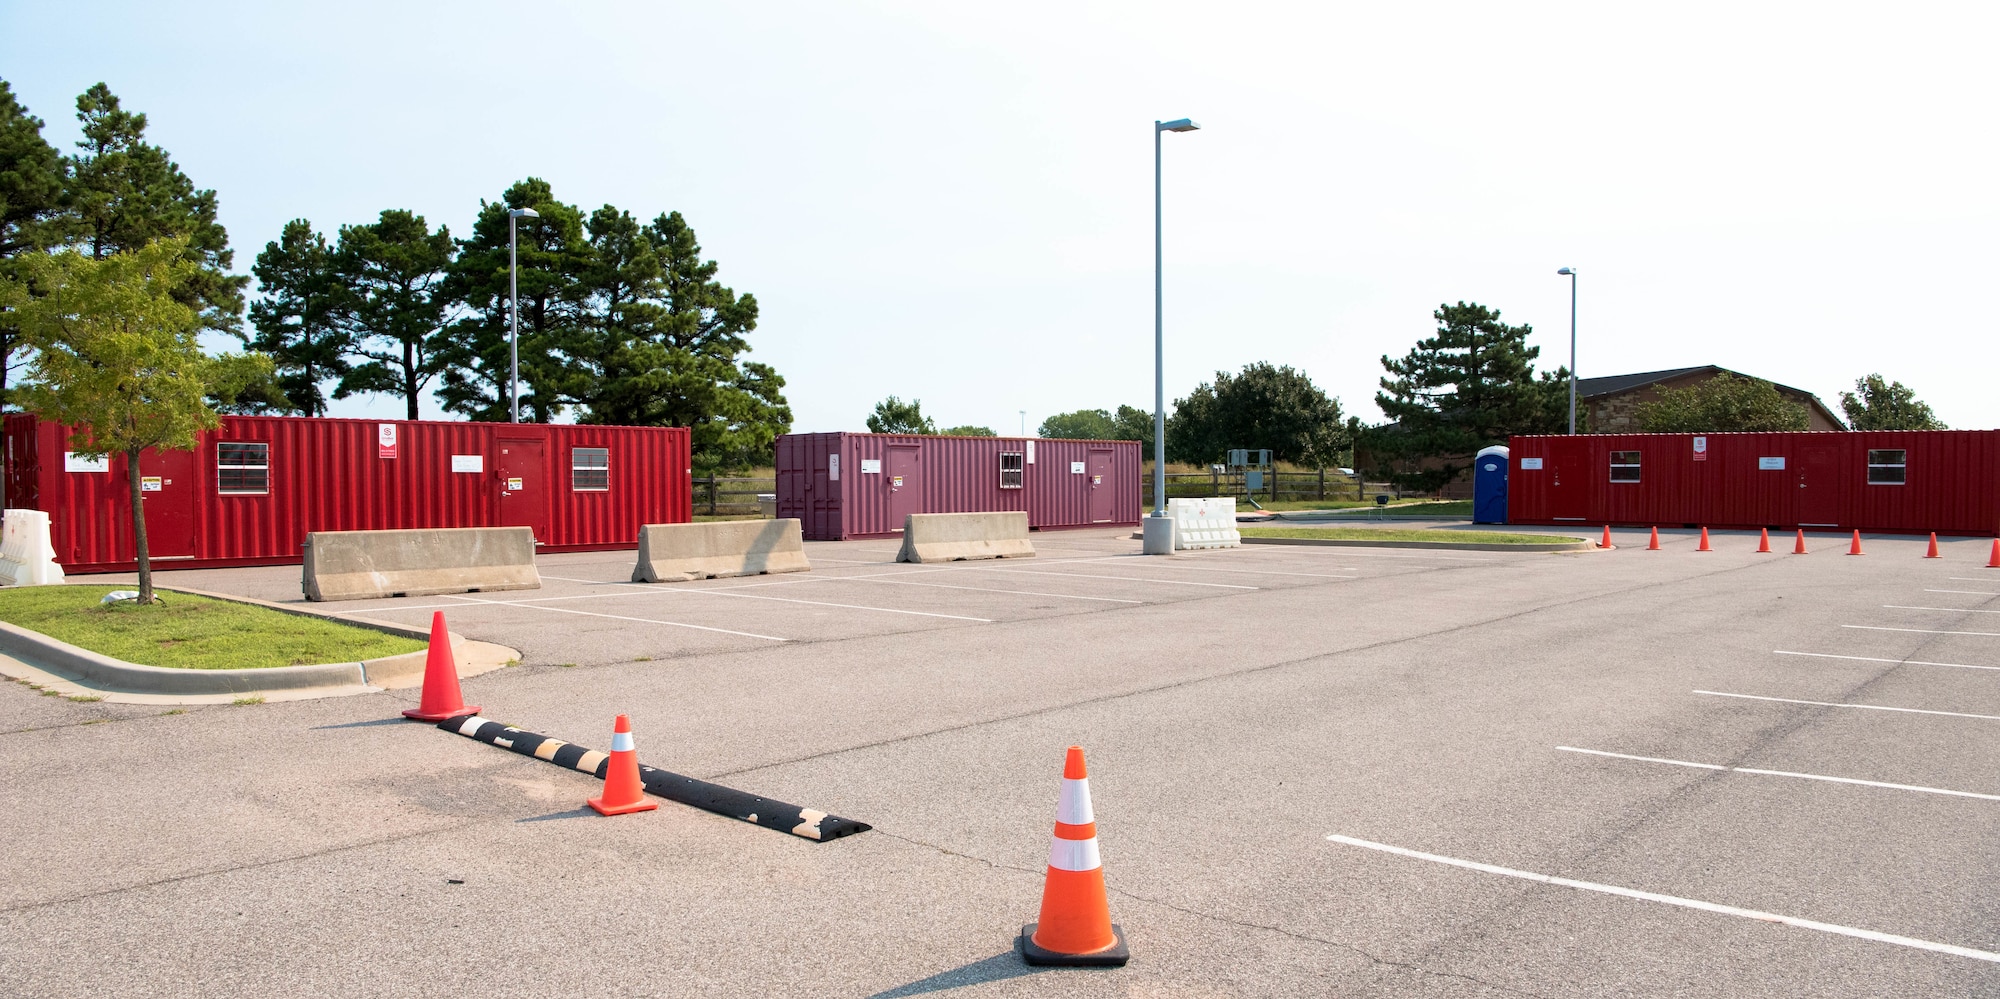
[0,585,518,700]
[1239,536,1598,553]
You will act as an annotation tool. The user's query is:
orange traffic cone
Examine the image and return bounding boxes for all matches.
[1020,746,1128,967]
[587,714,659,816]
[1925,533,1941,559]
[1793,529,1809,555]
[1697,527,1712,552]
[1756,528,1772,554]
[1847,530,1866,556]
[1987,539,1999,568]
[1599,525,1612,549]
[1647,527,1661,551]
[401,611,480,721]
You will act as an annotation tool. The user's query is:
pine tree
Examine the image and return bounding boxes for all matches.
[0,78,67,411]
[247,220,347,415]
[1370,302,1566,490]
[334,210,456,420]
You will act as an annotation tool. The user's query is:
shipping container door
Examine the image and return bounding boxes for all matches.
[496,438,548,540]
[138,448,197,559]
[1546,438,1592,521]
[886,445,921,528]
[1088,449,1116,522]
[1798,445,1840,526]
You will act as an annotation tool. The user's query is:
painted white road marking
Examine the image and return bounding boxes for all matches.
[1774,650,2000,672]
[443,595,789,642]
[1066,556,1358,579]
[506,574,994,622]
[1844,625,2000,637]
[1926,589,2000,596]
[1951,578,2000,582]
[815,574,1145,604]
[1693,690,2000,721]
[1323,834,2000,965]
[1885,605,2000,614]
[958,566,1258,590]
[1556,746,2000,801]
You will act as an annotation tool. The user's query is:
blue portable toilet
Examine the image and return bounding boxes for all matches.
[1473,445,1509,523]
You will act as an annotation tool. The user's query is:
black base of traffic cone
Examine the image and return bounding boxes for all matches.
[1019,923,1130,967]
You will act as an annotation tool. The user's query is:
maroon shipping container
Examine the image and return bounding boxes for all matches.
[2,413,691,573]
[1507,431,2000,536]
[775,432,1141,540]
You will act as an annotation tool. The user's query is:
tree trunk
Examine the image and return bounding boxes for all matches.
[403,341,419,420]
[126,447,154,604]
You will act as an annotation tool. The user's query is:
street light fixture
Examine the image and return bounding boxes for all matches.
[509,207,541,423]
[1144,117,1200,556]
[1557,266,1577,434]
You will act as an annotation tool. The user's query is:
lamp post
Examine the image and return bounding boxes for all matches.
[509,207,541,423]
[1145,117,1200,555]
[1557,267,1577,434]
[1020,410,1027,436]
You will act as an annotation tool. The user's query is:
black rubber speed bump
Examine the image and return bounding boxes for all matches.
[439,715,870,841]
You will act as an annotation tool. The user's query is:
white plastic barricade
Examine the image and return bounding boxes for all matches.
[0,509,66,586]
[1169,498,1240,550]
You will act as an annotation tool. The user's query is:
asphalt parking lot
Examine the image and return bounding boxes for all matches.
[3,526,1999,997]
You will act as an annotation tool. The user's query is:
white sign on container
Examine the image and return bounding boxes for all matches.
[451,455,483,473]
[378,423,398,459]
[1519,457,1544,470]
[828,454,840,480]
[861,459,882,474]
[1759,456,1786,470]
[1070,461,1086,474]
[64,452,110,473]
[1026,440,1035,464]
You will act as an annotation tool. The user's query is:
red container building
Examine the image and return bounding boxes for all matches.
[775,432,1141,541]
[2,414,691,573]
[1507,431,2000,535]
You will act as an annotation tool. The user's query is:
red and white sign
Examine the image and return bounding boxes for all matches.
[1692,436,1708,462]
[378,423,398,459]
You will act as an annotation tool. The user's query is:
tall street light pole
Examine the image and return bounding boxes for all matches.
[1145,117,1200,556]
[1557,267,1577,434]
[509,207,541,423]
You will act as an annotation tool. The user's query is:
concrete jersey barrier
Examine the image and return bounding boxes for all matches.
[0,509,66,586]
[896,511,1035,564]
[631,519,811,582]
[303,527,540,601]
[1170,497,1241,550]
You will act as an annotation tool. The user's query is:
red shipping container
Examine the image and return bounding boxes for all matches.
[2,413,691,573]
[775,432,1141,540]
[1507,431,2000,536]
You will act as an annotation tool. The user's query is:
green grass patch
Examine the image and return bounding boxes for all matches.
[1240,527,1585,545]
[0,586,426,670]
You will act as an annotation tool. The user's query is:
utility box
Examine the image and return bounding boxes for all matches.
[1473,445,1510,524]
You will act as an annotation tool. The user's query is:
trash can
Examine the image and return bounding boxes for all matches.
[1472,445,1509,524]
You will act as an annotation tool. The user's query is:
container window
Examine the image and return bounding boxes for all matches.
[572,447,610,491]
[1866,449,1906,485]
[999,451,1024,489]
[1609,450,1641,482]
[217,442,269,494]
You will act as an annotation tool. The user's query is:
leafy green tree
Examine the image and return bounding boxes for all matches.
[3,240,218,604]
[1167,362,1347,466]
[61,84,245,332]
[246,219,345,415]
[940,425,995,437]
[1369,302,1566,490]
[204,351,288,414]
[867,396,936,434]
[436,178,592,422]
[0,79,67,411]
[1110,404,1156,452]
[1039,409,1117,439]
[1840,374,1944,431]
[1635,373,1808,432]
[333,210,456,419]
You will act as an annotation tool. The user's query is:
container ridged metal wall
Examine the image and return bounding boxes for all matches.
[775,432,1141,540]
[1,414,690,573]
[1507,430,2000,535]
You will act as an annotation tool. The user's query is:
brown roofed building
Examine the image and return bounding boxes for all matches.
[1577,366,1845,433]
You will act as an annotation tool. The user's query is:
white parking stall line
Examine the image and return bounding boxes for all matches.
[1323,834,2000,965]
[527,573,994,622]
[1844,625,2000,637]
[1774,651,2000,672]
[1237,546,1492,562]
[817,574,1145,604]
[1885,605,2000,614]
[443,595,788,642]
[1059,556,1358,579]
[1951,578,2000,582]
[1926,589,2000,596]
[1555,746,2000,802]
[1694,690,2000,721]
[954,566,1257,590]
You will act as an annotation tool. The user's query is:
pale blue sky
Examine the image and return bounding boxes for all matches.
[6,1,1996,432]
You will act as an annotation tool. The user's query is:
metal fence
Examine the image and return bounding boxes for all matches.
[693,476,774,517]
[1138,469,1397,508]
